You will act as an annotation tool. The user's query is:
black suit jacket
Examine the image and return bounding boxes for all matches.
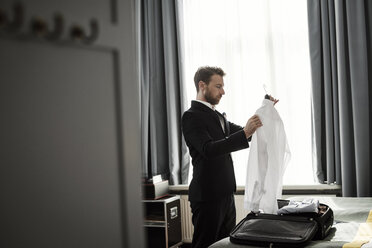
[182,101,249,202]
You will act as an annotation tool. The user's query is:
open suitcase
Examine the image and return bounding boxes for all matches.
[229,200,334,247]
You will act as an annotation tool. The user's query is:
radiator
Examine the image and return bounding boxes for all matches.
[180,195,193,243]
[179,195,250,243]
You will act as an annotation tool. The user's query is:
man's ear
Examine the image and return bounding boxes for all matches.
[198,81,205,91]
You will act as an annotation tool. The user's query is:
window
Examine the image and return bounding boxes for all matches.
[180,0,314,185]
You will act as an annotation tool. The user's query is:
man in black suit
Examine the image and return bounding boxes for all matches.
[182,66,267,248]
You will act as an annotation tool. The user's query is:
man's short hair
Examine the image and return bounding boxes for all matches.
[194,66,226,92]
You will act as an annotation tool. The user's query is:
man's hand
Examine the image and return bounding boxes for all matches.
[243,115,263,139]
[268,95,279,105]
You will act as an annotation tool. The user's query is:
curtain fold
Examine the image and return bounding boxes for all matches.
[308,0,371,196]
[140,0,190,184]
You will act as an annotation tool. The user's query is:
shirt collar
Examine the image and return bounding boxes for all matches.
[195,99,215,110]
[262,99,274,106]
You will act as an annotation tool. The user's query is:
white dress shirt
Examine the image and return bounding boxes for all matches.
[244,99,291,214]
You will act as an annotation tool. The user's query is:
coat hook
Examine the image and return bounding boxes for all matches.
[47,13,64,40]
[0,8,8,29]
[70,24,85,41]
[70,19,98,44]
[85,19,98,43]
[8,2,24,32]
[30,16,48,37]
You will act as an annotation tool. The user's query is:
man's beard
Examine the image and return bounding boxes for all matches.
[204,89,221,105]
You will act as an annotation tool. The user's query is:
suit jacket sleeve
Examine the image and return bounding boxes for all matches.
[229,121,252,142]
[182,112,249,159]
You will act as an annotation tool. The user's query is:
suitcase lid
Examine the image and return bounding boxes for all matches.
[230,212,318,247]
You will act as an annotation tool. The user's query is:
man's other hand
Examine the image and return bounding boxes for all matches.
[243,115,263,139]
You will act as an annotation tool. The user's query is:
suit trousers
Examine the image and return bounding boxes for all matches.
[190,194,236,248]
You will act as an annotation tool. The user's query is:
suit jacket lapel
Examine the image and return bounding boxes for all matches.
[215,110,230,136]
[211,111,224,134]
[191,101,225,134]
[222,112,230,136]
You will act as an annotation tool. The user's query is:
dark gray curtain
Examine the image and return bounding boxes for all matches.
[308,0,372,196]
[139,0,190,184]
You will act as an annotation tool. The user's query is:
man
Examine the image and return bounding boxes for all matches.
[182,66,273,248]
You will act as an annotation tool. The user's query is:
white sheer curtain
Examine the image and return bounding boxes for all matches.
[180,0,314,185]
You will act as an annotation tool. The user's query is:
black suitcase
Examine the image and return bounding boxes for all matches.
[276,199,334,240]
[229,200,334,247]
